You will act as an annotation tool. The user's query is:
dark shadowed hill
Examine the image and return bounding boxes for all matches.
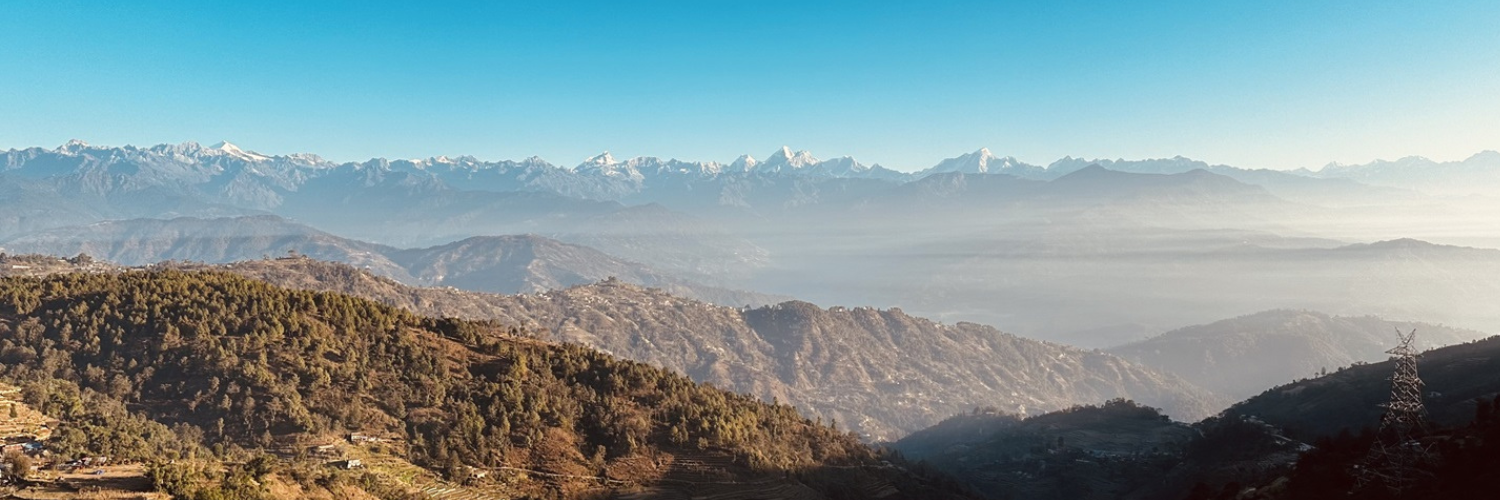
[892,400,1235,500]
[893,333,1500,500]
[1225,334,1500,440]
[196,258,1224,441]
[885,315,1500,500]
[1108,310,1488,401]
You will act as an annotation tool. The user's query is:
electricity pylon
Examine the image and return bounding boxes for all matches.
[1357,328,1432,494]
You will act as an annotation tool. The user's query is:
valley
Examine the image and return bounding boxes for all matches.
[4,142,1498,345]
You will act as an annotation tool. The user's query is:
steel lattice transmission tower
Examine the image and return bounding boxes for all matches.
[1357,328,1433,494]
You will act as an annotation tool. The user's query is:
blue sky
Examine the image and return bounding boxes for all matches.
[3,1,1498,171]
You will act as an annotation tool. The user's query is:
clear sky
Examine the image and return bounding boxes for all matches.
[3,1,1498,171]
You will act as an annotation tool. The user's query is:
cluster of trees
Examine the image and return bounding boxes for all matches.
[21,378,206,462]
[0,270,878,496]
[148,457,274,500]
[1029,398,1173,423]
[890,399,1191,500]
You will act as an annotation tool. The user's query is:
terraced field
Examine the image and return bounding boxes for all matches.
[347,445,885,500]
[0,384,53,442]
[351,453,507,500]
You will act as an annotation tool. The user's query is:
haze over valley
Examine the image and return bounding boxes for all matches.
[4,141,1498,348]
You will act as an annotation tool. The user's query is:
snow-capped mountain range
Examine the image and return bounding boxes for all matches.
[5,140,1498,213]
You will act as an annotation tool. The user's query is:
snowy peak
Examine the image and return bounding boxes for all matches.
[807,156,869,177]
[923,147,1030,175]
[730,154,758,171]
[758,146,819,173]
[55,139,91,154]
[581,151,618,168]
[575,151,642,181]
[205,140,271,162]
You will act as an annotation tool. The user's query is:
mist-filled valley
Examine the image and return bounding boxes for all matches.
[5,142,1498,348]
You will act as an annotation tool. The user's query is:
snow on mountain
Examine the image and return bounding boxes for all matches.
[146,141,208,159]
[921,148,1040,176]
[11,141,922,191]
[621,157,723,177]
[756,146,820,173]
[575,152,645,181]
[580,151,617,168]
[5,139,1455,212]
[208,141,272,162]
[805,156,868,177]
[55,139,91,154]
[729,154,758,172]
[742,147,902,179]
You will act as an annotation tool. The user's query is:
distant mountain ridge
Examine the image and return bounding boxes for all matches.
[1304,150,1500,196]
[0,214,409,278]
[1108,310,1489,401]
[0,215,784,307]
[0,141,778,277]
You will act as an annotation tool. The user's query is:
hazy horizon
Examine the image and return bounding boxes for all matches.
[5,2,1499,171]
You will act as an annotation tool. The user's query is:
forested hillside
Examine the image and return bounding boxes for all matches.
[0,270,969,499]
[192,258,1222,440]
